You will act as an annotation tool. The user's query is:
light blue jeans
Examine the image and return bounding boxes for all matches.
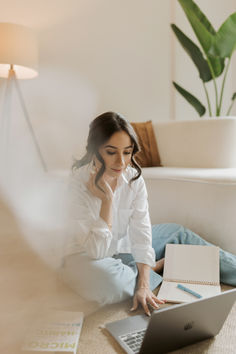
[61,223,236,305]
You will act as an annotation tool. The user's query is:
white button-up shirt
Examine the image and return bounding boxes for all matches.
[65,163,156,267]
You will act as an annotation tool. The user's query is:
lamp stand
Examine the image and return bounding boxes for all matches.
[1,66,47,172]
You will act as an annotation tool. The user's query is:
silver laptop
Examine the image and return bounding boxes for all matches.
[105,288,236,354]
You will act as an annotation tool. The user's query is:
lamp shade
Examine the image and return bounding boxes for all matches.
[0,23,38,79]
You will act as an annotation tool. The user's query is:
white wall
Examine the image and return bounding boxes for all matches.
[0,0,172,170]
[0,0,236,170]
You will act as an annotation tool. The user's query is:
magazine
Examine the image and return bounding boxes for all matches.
[22,310,83,354]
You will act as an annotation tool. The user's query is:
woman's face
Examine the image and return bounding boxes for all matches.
[98,130,133,178]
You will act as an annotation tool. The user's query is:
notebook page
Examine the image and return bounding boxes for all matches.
[163,244,220,284]
[158,280,221,303]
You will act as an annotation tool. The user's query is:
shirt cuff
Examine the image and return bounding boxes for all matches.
[132,246,156,267]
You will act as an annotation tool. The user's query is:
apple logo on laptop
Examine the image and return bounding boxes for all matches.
[184,321,194,331]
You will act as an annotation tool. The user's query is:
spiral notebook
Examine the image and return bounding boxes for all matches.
[157,244,221,303]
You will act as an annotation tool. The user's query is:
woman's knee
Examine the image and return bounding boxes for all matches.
[62,255,136,305]
[92,258,136,304]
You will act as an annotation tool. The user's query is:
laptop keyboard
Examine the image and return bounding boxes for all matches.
[119,329,146,354]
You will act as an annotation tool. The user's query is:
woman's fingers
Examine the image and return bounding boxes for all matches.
[144,294,165,315]
[148,297,160,310]
[141,299,151,317]
[130,296,138,312]
[131,289,166,317]
[87,168,115,202]
[152,295,166,304]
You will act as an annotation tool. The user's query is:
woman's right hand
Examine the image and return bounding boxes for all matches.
[87,167,114,202]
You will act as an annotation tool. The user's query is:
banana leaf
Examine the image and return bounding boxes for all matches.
[171,24,212,82]
[178,0,216,35]
[178,0,224,77]
[173,81,206,117]
[209,12,236,58]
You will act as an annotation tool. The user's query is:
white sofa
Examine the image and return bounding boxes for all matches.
[45,119,236,265]
[142,119,236,255]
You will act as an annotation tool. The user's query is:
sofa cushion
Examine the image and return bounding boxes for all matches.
[152,119,236,168]
[130,120,161,167]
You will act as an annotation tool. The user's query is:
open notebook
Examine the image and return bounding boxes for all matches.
[157,244,221,303]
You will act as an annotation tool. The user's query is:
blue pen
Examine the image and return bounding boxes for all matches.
[177,284,202,299]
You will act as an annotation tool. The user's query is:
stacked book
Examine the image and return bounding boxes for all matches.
[22,310,83,354]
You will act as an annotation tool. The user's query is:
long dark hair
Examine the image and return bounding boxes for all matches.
[72,111,141,187]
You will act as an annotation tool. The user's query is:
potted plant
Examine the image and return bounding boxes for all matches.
[163,0,236,168]
[172,0,236,117]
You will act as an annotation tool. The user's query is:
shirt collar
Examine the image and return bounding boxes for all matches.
[117,169,129,186]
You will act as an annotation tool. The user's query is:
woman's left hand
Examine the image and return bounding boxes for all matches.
[130,287,165,316]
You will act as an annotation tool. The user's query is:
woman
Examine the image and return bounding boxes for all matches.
[62,112,236,316]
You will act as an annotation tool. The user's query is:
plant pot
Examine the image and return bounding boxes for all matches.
[154,117,236,168]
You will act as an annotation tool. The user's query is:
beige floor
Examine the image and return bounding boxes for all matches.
[0,194,88,353]
[1,193,236,354]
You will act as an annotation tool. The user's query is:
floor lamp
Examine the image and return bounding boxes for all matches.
[0,22,47,172]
